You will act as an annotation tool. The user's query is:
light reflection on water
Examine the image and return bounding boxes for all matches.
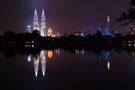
[1,48,135,89]
[24,49,135,78]
[27,50,54,78]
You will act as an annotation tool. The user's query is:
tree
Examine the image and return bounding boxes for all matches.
[117,0,135,26]
[130,0,135,6]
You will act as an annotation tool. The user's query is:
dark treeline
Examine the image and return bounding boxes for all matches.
[0,30,134,49]
[117,0,135,26]
[0,30,135,57]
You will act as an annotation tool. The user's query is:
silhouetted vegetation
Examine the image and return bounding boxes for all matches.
[117,0,135,26]
[0,29,135,52]
[0,29,135,57]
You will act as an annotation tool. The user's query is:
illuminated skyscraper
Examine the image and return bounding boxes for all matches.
[41,9,46,37]
[27,25,32,33]
[33,9,40,31]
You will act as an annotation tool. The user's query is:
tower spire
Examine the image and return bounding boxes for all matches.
[41,9,46,37]
[33,9,39,31]
[107,15,111,31]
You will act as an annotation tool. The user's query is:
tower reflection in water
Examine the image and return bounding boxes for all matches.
[27,50,47,78]
[99,50,112,71]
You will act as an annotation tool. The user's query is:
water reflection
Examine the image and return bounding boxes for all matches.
[34,55,40,77]
[2,47,135,89]
[107,61,111,71]
[75,49,87,55]
[26,49,58,78]
[23,48,135,78]
[26,48,135,78]
[98,50,112,71]
[47,50,53,59]
[27,50,47,77]
[55,48,60,55]
[27,55,31,62]
[99,50,111,60]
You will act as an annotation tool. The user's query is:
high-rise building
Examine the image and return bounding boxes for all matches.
[26,25,32,33]
[32,9,46,37]
[33,9,40,31]
[41,9,46,37]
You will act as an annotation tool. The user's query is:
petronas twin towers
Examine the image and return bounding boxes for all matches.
[33,9,46,37]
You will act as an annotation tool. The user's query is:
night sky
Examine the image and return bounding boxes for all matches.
[0,0,129,35]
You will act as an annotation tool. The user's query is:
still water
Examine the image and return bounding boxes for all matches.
[0,49,135,89]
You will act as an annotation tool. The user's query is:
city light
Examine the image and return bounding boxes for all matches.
[47,28,53,37]
[27,55,31,62]
[48,50,53,59]
[107,61,110,71]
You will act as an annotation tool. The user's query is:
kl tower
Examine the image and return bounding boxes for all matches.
[107,15,111,31]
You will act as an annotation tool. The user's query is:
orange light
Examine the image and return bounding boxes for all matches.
[48,50,53,59]
[48,28,53,36]
[34,55,40,64]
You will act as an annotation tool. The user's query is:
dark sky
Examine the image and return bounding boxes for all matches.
[0,0,129,35]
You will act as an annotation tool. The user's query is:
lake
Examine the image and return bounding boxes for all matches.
[0,48,135,89]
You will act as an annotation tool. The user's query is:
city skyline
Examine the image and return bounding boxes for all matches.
[0,0,129,35]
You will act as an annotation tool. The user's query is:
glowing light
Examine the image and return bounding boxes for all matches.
[40,50,47,76]
[107,61,110,71]
[41,9,46,37]
[27,25,31,28]
[27,25,32,33]
[47,28,53,37]
[107,16,110,22]
[75,49,79,54]
[32,41,34,43]
[81,49,85,55]
[35,59,39,65]
[32,44,34,48]
[41,58,46,76]
[51,35,56,37]
[48,50,53,59]
[128,44,132,47]
[27,55,31,62]
[34,55,40,77]
[106,15,111,31]
[55,49,60,55]
[32,51,47,78]
[25,45,31,47]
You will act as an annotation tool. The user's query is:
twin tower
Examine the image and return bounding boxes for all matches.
[33,9,46,37]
